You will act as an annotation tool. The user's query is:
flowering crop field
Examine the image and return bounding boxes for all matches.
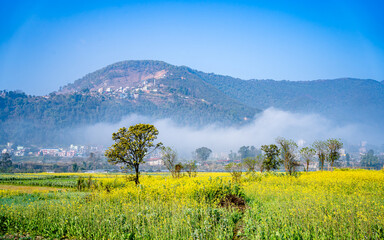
[0,170,384,239]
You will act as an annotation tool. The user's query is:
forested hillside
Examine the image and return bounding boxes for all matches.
[0,62,257,146]
[199,75,384,126]
[1,60,383,146]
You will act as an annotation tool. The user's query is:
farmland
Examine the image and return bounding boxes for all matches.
[1,170,384,239]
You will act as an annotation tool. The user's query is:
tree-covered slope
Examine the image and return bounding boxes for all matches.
[0,61,259,145]
[1,60,383,145]
[198,73,384,126]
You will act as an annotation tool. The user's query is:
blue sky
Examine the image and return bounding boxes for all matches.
[0,0,383,95]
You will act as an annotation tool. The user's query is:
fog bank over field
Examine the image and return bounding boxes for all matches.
[74,108,382,157]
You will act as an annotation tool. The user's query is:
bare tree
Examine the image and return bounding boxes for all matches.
[184,160,197,177]
[300,147,316,172]
[276,137,299,175]
[161,146,177,177]
[312,140,328,171]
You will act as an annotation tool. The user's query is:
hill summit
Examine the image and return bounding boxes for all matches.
[58,60,254,118]
[60,61,173,93]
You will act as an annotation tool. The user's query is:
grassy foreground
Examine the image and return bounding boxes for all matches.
[0,170,384,239]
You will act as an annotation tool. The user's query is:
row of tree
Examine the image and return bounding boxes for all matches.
[103,124,375,185]
[161,138,344,180]
[235,138,343,175]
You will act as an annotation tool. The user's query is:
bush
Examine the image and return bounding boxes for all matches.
[192,178,245,204]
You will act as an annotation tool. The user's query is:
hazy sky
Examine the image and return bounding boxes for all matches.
[0,0,383,95]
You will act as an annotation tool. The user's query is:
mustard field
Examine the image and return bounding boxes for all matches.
[1,170,384,239]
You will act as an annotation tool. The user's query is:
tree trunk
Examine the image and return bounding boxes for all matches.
[319,153,325,171]
[306,162,309,172]
[135,165,140,185]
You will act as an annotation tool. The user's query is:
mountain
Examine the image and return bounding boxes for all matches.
[58,61,255,120]
[0,61,258,145]
[1,60,384,146]
[200,76,384,126]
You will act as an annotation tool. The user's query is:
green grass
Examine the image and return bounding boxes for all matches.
[0,171,384,239]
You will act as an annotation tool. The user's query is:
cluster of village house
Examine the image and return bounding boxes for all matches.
[85,73,167,100]
[2,140,382,170]
[2,143,104,158]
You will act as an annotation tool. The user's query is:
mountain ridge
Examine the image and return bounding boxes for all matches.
[57,60,384,126]
[59,60,384,94]
[1,60,384,145]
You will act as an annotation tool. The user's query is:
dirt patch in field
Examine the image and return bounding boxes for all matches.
[219,194,248,239]
[219,194,247,211]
